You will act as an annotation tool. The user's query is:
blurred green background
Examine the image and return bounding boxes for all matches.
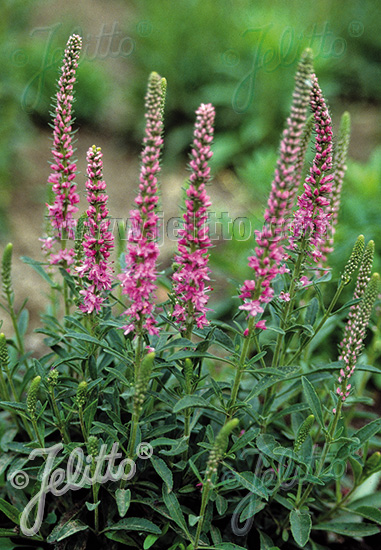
[0,0,380,334]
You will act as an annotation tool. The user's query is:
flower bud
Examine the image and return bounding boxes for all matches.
[27,376,41,419]
[87,435,99,459]
[76,380,88,408]
[205,419,239,484]
[0,333,9,372]
[341,235,364,285]
[294,414,314,452]
[364,451,381,477]
[133,352,155,414]
[1,243,13,297]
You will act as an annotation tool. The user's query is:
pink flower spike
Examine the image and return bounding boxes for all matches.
[289,74,334,263]
[255,320,267,330]
[77,145,114,314]
[119,73,166,336]
[42,34,82,270]
[171,103,215,332]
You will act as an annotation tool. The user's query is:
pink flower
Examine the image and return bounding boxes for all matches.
[119,73,166,336]
[77,146,114,314]
[289,75,334,263]
[41,35,82,270]
[279,291,290,302]
[171,103,215,331]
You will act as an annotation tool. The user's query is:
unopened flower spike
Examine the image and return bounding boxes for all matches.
[119,72,166,336]
[76,380,88,408]
[77,145,114,314]
[27,376,42,419]
[341,234,365,285]
[205,418,239,484]
[239,50,313,330]
[134,351,155,415]
[1,243,13,299]
[42,34,82,270]
[294,414,314,452]
[318,111,351,266]
[337,269,379,402]
[171,102,215,333]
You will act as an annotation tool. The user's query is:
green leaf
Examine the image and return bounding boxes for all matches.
[224,466,268,499]
[313,522,379,537]
[144,534,160,549]
[162,486,191,537]
[21,256,57,288]
[107,517,161,534]
[173,395,210,413]
[302,377,324,428]
[105,531,138,546]
[115,488,131,518]
[348,456,363,485]
[47,519,89,543]
[350,505,381,524]
[353,418,381,448]
[85,501,100,511]
[151,437,188,456]
[151,456,173,492]
[290,510,311,547]
[305,297,319,327]
[0,498,20,525]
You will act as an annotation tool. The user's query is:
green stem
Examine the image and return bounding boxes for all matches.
[79,406,87,442]
[227,317,254,420]
[31,416,44,447]
[50,389,71,444]
[272,244,307,369]
[297,400,342,509]
[193,482,210,549]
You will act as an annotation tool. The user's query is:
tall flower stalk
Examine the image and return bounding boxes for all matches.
[272,75,334,368]
[336,241,375,403]
[239,49,313,333]
[171,103,215,337]
[77,145,114,314]
[119,72,166,338]
[42,34,82,269]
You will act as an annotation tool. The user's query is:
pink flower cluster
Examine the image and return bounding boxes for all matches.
[290,74,334,264]
[337,241,374,401]
[172,103,215,330]
[317,112,350,267]
[239,51,313,326]
[119,73,165,336]
[42,34,82,268]
[77,146,114,314]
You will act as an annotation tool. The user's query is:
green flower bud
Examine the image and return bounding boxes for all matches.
[87,435,99,459]
[133,352,155,414]
[341,235,364,285]
[205,419,239,484]
[294,414,314,452]
[27,376,41,418]
[0,333,9,372]
[1,243,13,297]
[76,380,88,408]
[364,451,381,476]
[47,368,59,388]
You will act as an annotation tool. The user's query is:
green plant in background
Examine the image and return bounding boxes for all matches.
[1,34,381,550]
